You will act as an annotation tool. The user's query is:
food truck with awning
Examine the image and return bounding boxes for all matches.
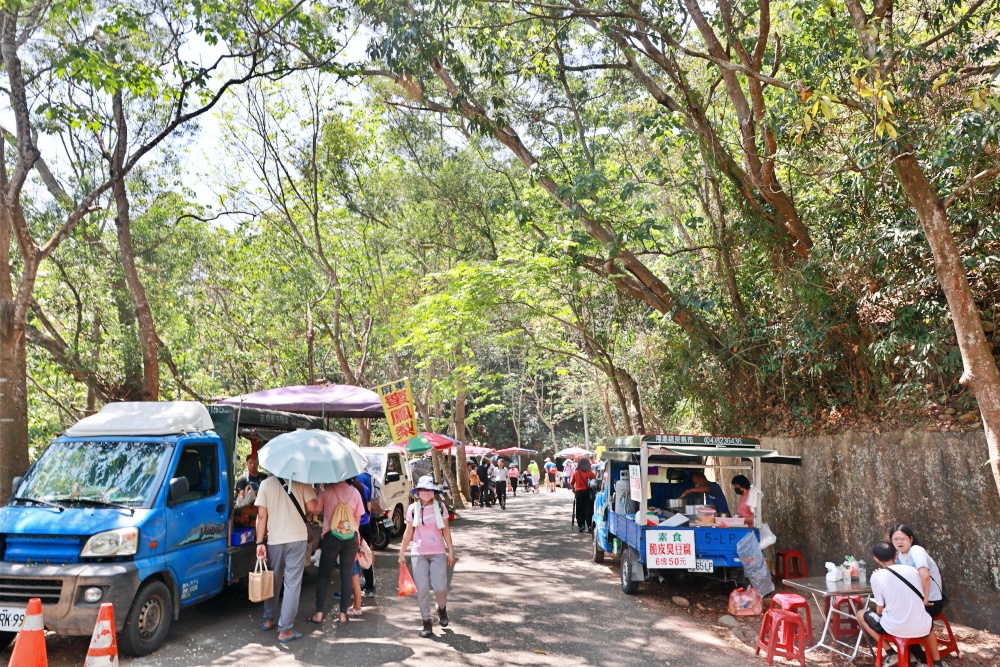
[592,434,801,594]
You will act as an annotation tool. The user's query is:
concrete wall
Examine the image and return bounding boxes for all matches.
[761,430,1000,633]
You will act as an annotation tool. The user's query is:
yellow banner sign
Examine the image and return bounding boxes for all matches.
[375,378,418,445]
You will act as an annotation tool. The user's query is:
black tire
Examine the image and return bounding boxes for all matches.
[0,631,14,650]
[119,579,172,657]
[621,548,640,595]
[372,521,391,550]
[391,504,405,537]
[593,530,605,563]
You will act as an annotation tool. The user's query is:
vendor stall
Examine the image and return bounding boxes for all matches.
[593,434,801,594]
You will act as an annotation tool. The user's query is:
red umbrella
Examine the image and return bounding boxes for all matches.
[494,447,538,454]
[420,431,461,450]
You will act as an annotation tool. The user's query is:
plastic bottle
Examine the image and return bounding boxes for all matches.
[842,561,852,584]
[858,560,867,586]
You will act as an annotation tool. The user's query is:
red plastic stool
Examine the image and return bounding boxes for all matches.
[756,608,807,667]
[770,593,814,645]
[875,635,932,667]
[826,595,862,639]
[775,550,808,579]
[933,613,961,659]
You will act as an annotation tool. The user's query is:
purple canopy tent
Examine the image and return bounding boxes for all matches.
[218,384,385,419]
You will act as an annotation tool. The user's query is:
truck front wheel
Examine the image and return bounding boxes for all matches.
[120,580,172,657]
[621,548,641,595]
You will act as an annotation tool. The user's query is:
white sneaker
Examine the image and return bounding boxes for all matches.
[346,608,363,617]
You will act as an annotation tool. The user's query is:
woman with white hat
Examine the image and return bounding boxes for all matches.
[398,475,456,638]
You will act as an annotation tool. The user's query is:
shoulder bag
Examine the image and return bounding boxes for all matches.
[885,567,936,617]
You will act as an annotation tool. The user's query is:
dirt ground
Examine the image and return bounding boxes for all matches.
[617,569,1000,666]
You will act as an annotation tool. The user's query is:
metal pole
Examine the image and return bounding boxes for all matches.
[582,383,590,448]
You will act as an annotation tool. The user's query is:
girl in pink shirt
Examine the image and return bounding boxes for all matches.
[398,475,455,638]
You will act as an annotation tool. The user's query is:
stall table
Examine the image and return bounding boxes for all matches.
[782,576,874,663]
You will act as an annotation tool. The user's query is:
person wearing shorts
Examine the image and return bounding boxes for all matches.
[855,541,945,667]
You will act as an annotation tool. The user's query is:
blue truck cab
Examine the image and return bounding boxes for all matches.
[592,434,801,595]
[0,401,319,656]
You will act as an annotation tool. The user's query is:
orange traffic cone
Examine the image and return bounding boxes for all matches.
[83,603,118,667]
[8,597,47,667]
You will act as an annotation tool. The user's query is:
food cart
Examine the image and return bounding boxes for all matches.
[592,434,801,594]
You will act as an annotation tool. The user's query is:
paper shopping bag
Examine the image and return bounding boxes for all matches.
[249,557,274,602]
[398,563,418,597]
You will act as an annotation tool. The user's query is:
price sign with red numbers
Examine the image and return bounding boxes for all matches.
[646,529,696,569]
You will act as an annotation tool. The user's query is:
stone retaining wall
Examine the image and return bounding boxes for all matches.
[761,430,1000,633]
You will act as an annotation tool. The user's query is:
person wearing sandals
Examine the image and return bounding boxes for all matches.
[254,476,318,643]
[308,479,364,627]
[398,476,456,638]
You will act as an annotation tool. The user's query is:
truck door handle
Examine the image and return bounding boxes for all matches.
[216,504,225,513]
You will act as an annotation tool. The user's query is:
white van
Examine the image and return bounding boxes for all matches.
[360,447,413,536]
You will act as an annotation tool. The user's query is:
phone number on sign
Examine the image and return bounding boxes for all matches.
[0,607,26,631]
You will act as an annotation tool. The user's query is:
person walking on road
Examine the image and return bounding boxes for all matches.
[356,472,377,598]
[399,476,456,638]
[563,458,576,490]
[544,458,557,492]
[491,458,509,510]
[467,461,481,507]
[308,479,364,627]
[571,457,597,533]
[508,464,519,496]
[255,476,318,643]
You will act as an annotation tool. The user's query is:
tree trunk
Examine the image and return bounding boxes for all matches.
[454,365,470,504]
[111,90,158,401]
[114,189,158,401]
[892,155,1000,496]
[355,418,371,446]
[0,323,29,502]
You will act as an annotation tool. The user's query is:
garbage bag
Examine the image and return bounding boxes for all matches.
[737,532,774,598]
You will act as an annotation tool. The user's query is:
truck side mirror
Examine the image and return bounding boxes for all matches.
[11,476,22,495]
[168,477,190,504]
[386,472,401,483]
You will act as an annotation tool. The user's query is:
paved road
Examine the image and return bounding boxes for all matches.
[11,489,744,666]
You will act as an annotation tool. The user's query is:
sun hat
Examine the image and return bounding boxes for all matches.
[414,475,442,492]
[544,457,551,462]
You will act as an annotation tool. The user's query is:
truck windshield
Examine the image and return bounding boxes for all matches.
[15,440,172,508]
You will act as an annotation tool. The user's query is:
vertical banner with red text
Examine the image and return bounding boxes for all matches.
[375,378,418,445]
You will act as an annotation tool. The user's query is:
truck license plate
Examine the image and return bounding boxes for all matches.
[0,606,26,631]
[688,559,714,573]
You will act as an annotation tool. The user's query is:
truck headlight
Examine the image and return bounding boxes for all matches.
[80,528,140,558]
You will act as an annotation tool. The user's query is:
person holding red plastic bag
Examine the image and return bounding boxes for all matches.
[398,475,456,638]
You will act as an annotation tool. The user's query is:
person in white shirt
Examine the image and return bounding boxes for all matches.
[491,458,509,509]
[855,541,946,667]
[891,524,945,617]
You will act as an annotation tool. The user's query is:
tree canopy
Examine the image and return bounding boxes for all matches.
[4,0,1000,498]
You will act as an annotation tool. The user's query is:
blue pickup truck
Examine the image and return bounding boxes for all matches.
[0,401,319,655]
[592,434,801,594]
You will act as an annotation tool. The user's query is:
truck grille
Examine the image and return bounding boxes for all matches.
[0,577,63,604]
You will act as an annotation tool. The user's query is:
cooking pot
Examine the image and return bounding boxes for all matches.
[667,498,686,509]
[683,504,698,515]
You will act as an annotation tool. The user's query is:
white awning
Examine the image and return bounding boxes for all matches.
[65,402,214,436]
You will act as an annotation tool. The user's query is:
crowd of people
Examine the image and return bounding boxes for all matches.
[246,450,593,642]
